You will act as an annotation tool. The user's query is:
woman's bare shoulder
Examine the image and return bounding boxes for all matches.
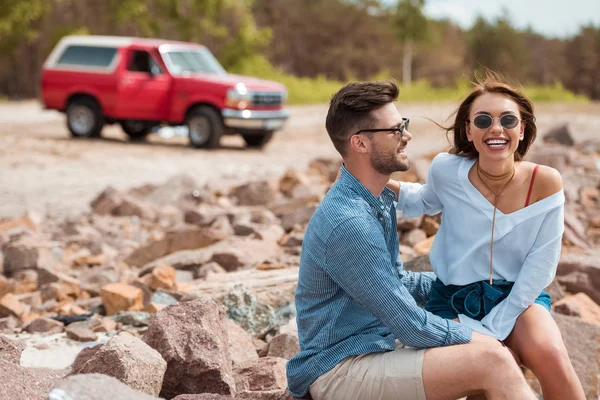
[533,164,563,201]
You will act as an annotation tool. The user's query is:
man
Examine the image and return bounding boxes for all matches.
[286,81,536,400]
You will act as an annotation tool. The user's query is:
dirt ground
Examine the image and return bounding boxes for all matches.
[1,100,599,219]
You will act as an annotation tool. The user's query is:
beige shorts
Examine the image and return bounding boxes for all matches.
[309,346,427,400]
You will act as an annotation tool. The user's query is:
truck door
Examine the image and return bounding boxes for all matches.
[115,46,171,120]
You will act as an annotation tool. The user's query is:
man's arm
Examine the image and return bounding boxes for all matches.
[324,216,472,349]
[395,254,436,307]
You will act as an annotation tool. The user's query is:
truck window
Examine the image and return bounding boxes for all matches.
[57,45,118,67]
[128,50,163,75]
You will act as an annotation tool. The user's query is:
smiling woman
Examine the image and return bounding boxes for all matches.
[390,71,586,400]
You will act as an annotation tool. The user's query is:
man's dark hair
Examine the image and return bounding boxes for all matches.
[325,81,399,157]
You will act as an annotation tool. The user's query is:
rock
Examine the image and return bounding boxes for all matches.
[226,319,259,366]
[0,316,20,332]
[400,229,427,247]
[206,238,281,272]
[563,212,591,248]
[399,245,417,262]
[403,254,433,273]
[48,373,161,400]
[278,205,317,231]
[114,311,154,327]
[556,252,600,304]
[553,293,600,325]
[145,291,178,313]
[289,184,326,202]
[397,215,423,231]
[147,263,177,290]
[234,357,287,392]
[157,205,185,227]
[545,280,566,303]
[279,170,311,198]
[223,285,278,339]
[237,389,291,400]
[40,281,80,302]
[184,267,298,310]
[233,181,277,206]
[543,124,575,146]
[307,158,342,183]
[90,187,122,215]
[278,232,304,248]
[420,216,440,236]
[100,283,144,316]
[266,333,300,360]
[172,395,232,400]
[526,144,573,172]
[142,298,236,398]
[0,334,25,364]
[71,343,102,373]
[553,313,600,399]
[66,322,98,342]
[3,237,60,276]
[145,175,200,207]
[0,211,43,234]
[413,235,435,255]
[196,262,228,279]
[112,195,157,221]
[72,332,167,396]
[0,293,26,319]
[125,227,225,267]
[24,316,64,334]
[15,291,42,308]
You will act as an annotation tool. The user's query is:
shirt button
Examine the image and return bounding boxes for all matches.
[380,205,385,210]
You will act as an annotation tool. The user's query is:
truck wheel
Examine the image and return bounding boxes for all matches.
[121,120,152,140]
[66,97,104,138]
[186,106,223,149]
[242,131,274,149]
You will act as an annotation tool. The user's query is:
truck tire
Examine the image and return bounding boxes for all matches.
[66,97,104,138]
[242,131,274,149]
[186,106,224,149]
[120,120,152,140]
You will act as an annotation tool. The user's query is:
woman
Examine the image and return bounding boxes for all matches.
[388,74,585,399]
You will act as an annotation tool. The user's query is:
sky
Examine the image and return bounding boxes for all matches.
[397,0,600,38]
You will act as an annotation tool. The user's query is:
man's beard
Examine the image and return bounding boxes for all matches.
[369,138,410,175]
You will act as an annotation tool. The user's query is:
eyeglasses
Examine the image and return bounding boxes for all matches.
[354,118,409,137]
[468,114,520,130]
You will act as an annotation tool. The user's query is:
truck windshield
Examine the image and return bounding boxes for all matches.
[162,48,226,76]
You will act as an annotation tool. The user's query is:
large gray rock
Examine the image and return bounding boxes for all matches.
[553,313,600,399]
[143,298,236,398]
[71,332,166,396]
[48,374,161,400]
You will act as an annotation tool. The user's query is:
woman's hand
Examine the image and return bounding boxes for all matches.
[386,179,400,201]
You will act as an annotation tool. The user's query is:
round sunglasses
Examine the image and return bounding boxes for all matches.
[468,114,521,130]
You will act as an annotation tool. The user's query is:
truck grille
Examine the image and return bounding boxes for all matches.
[251,92,284,107]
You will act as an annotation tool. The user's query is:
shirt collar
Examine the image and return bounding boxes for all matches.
[338,164,396,211]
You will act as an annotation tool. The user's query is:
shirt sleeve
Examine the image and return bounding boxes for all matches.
[324,216,472,348]
[395,157,443,217]
[395,254,436,307]
[460,204,565,340]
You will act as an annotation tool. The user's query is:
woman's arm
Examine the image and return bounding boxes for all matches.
[394,158,443,217]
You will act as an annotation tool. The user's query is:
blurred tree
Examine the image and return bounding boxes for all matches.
[564,25,600,99]
[395,0,429,85]
[468,11,529,83]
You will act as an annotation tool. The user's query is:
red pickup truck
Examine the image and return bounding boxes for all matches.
[40,35,289,148]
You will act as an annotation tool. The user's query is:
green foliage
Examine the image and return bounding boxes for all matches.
[523,82,589,103]
[0,0,52,56]
[395,0,429,42]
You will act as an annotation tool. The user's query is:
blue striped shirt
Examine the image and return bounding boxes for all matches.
[286,165,473,397]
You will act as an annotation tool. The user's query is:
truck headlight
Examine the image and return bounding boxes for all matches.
[226,85,253,110]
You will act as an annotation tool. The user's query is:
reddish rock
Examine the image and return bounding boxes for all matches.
[279,170,311,198]
[72,332,166,396]
[420,216,440,236]
[397,215,423,231]
[0,316,20,332]
[553,293,600,325]
[142,297,236,398]
[100,283,144,316]
[226,319,259,366]
[147,263,177,290]
[24,316,64,334]
[400,229,428,247]
[414,235,435,255]
[11,269,38,294]
[49,373,159,400]
[553,313,600,399]
[556,252,600,304]
[266,334,300,360]
[232,181,277,206]
[112,195,157,221]
[279,205,317,231]
[66,322,98,342]
[234,357,287,392]
[545,280,566,303]
[125,227,225,267]
[0,335,25,364]
[71,344,103,374]
[3,237,59,275]
[0,293,26,319]
[90,187,122,215]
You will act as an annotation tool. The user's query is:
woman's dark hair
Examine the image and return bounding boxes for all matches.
[446,71,537,161]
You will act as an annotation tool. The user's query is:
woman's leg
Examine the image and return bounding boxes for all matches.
[504,304,586,400]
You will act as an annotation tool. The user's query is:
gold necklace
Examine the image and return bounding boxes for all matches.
[476,161,516,284]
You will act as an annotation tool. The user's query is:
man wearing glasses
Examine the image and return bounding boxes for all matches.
[286,81,537,400]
